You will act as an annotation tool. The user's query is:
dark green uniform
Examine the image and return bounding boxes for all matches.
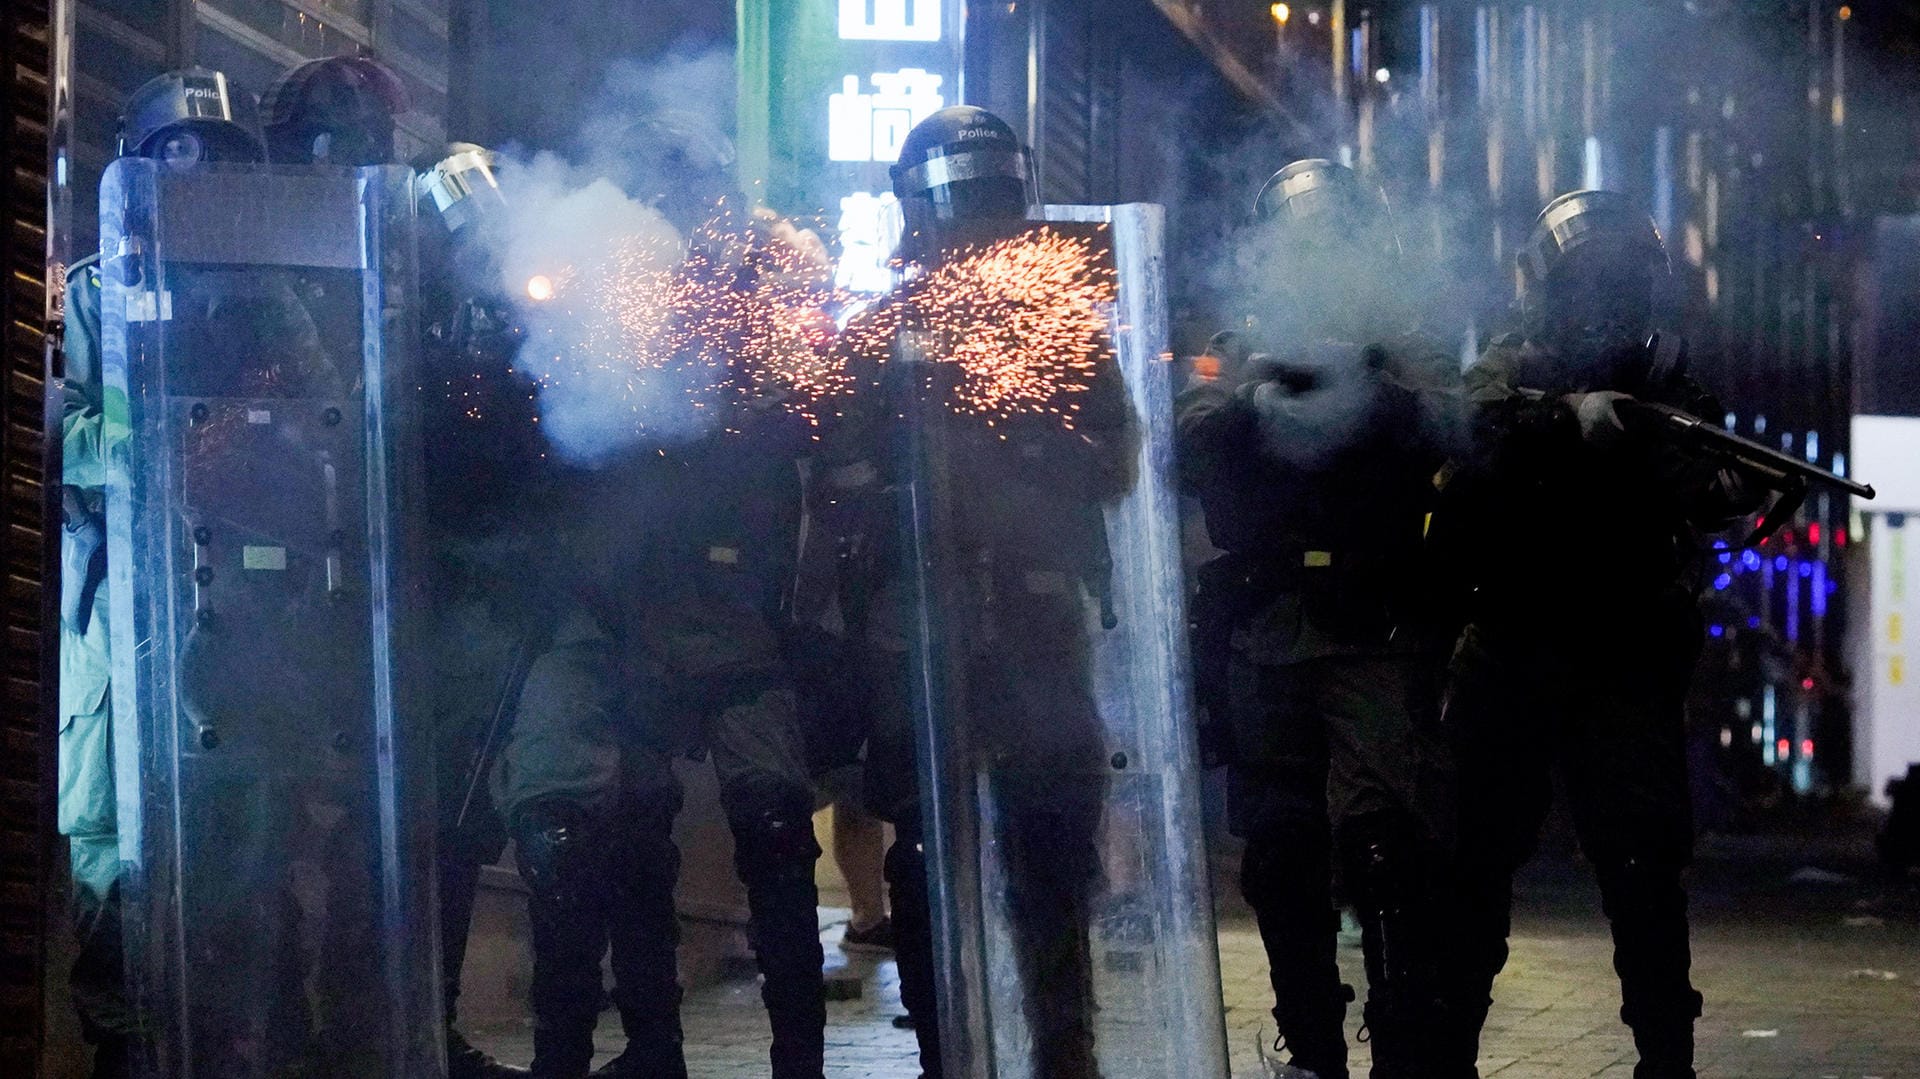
[418,276,553,1078]
[1175,334,1457,1079]
[1432,335,1759,1079]
[631,417,824,1079]
[495,410,823,1079]
[492,599,687,1079]
[813,270,1136,1078]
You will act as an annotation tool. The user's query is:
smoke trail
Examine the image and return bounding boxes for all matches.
[489,152,698,465]
[460,43,759,467]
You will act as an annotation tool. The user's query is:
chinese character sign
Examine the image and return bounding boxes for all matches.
[835,191,903,293]
[838,0,941,42]
[828,68,946,163]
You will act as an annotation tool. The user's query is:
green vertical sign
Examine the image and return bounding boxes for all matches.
[738,0,964,290]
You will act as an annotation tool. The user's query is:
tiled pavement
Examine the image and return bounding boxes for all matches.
[470,829,1920,1078]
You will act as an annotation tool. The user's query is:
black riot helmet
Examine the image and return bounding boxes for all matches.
[117,68,264,165]
[1253,158,1400,256]
[1518,190,1671,374]
[416,143,506,236]
[1244,158,1407,343]
[262,55,410,166]
[890,106,1035,255]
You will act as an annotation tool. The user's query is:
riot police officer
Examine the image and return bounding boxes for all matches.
[261,55,410,167]
[59,68,265,1079]
[492,116,833,1078]
[633,117,838,1079]
[1175,159,1457,1079]
[815,105,1135,1079]
[1432,191,1765,1078]
[414,142,546,1079]
[491,574,689,1079]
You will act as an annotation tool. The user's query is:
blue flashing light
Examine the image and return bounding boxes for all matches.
[1742,550,1761,570]
[1805,431,1819,463]
[1709,624,1725,637]
[1798,562,1814,578]
[1774,556,1789,571]
[1713,573,1732,590]
[1747,616,1762,629]
[1718,551,1732,565]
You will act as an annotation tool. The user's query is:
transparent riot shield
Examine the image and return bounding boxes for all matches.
[98,159,441,1078]
[903,206,1229,1078]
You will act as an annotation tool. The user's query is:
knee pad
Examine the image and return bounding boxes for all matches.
[884,833,927,888]
[732,808,822,886]
[511,800,594,910]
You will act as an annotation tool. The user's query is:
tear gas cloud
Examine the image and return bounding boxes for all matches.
[1178,2,1834,463]
[489,152,694,464]
[464,44,744,466]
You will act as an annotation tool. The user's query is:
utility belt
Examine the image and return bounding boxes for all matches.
[1197,544,1421,648]
[1197,545,1410,601]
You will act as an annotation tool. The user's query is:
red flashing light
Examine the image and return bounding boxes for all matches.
[1808,522,1822,545]
[1835,528,1848,547]
[1801,677,1816,691]
[1777,738,1791,758]
[1801,739,1815,757]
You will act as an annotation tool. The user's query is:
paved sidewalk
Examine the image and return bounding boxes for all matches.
[470,830,1920,1078]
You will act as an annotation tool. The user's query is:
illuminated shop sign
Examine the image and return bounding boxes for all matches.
[742,0,961,292]
[824,1,959,290]
[839,0,942,42]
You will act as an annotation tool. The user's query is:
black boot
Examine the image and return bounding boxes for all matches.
[515,801,606,1079]
[732,808,826,1079]
[1629,1023,1697,1079]
[590,1044,687,1079]
[602,798,688,1079]
[1340,817,1441,1079]
[449,1029,531,1079]
[1271,988,1353,1079]
[1598,855,1701,1079]
[1244,833,1350,1079]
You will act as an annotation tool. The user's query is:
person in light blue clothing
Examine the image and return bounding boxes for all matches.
[58,66,266,1079]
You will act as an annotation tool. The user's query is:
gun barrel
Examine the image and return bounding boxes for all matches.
[1637,401,1874,500]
